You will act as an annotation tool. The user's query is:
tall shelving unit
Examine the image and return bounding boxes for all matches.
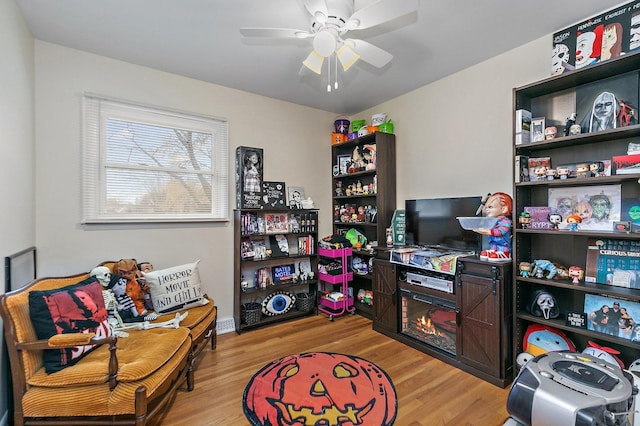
[512,52,640,368]
[331,132,396,318]
[233,208,319,333]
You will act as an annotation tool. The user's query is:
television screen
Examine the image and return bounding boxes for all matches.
[405,197,482,251]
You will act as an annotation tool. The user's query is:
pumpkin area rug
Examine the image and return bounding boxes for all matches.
[243,352,397,426]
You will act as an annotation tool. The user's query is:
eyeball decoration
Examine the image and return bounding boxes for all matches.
[261,291,296,316]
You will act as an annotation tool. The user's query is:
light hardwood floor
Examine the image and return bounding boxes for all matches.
[157,314,511,425]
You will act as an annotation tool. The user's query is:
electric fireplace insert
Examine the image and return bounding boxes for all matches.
[400,288,458,356]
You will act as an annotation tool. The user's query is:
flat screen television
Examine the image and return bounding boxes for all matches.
[405,197,482,252]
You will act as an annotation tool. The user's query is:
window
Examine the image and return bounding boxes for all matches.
[82,94,228,223]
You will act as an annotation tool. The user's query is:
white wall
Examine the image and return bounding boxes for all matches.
[359,37,551,205]
[0,0,35,422]
[33,41,335,327]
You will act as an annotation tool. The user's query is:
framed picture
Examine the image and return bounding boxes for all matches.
[576,73,639,134]
[531,117,545,142]
[548,184,621,231]
[584,293,640,341]
[337,155,351,175]
[287,186,305,209]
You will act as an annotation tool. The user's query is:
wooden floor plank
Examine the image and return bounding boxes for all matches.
[156,314,511,425]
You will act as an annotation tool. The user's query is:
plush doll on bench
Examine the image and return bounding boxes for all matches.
[115,258,153,317]
[109,274,158,323]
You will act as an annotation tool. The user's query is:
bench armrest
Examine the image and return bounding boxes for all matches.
[16,334,120,390]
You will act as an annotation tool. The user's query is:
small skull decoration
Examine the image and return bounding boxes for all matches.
[90,266,111,287]
[530,289,559,320]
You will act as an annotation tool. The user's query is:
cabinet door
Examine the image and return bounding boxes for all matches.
[372,259,397,333]
[458,270,501,377]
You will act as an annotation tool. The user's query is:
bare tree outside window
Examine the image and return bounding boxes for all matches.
[83,95,228,223]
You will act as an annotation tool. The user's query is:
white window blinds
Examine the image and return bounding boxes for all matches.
[82,94,228,223]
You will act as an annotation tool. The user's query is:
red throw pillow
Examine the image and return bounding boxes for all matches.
[28,276,112,373]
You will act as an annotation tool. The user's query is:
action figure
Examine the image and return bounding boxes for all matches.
[473,192,512,262]
[564,113,577,136]
[566,214,582,231]
[548,213,562,230]
[618,99,635,127]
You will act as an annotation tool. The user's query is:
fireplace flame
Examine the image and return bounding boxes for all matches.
[416,315,442,336]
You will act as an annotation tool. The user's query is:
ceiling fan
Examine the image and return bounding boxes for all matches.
[240,0,418,77]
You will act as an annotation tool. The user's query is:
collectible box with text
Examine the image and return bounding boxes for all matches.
[585,237,640,288]
[235,146,264,209]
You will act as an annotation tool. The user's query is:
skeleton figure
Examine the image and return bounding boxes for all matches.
[90,266,111,287]
[529,289,559,320]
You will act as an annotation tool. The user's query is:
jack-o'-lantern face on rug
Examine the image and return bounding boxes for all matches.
[243,352,397,426]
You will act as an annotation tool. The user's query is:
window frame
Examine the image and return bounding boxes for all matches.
[82,93,229,224]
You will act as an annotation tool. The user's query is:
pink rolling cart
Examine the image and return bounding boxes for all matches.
[317,247,355,321]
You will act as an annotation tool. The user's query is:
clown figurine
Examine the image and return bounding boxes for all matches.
[474,192,512,262]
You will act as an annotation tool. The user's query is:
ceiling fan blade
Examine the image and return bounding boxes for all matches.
[240,28,313,39]
[346,0,418,30]
[347,39,392,68]
[300,0,328,19]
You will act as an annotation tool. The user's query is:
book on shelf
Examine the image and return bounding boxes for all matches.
[262,181,287,209]
[585,238,640,288]
[271,263,296,284]
[298,235,315,256]
[269,234,290,257]
[256,267,272,288]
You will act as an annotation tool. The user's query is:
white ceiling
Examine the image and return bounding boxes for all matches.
[16,0,626,114]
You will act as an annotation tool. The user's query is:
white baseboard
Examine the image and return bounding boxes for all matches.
[216,317,235,335]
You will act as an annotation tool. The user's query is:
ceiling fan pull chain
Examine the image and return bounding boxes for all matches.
[327,54,332,92]
[334,52,339,90]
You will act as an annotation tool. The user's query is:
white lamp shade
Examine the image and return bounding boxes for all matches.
[313,30,337,57]
[337,44,360,71]
[303,50,324,74]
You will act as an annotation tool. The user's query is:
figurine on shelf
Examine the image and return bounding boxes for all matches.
[533,165,548,181]
[590,161,606,177]
[568,266,584,284]
[564,113,577,136]
[618,99,635,127]
[335,181,343,197]
[546,168,557,180]
[362,144,377,171]
[566,214,582,231]
[548,213,562,230]
[557,166,570,180]
[474,192,512,262]
[519,261,532,277]
[531,259,558,279]
[518,211,531,229]
[544,126,557,140]
[576,163,590,178]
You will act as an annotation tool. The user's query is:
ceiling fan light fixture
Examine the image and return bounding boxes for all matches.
[313,30,337,57]
[336,44,359,71]
[303,50,324,74]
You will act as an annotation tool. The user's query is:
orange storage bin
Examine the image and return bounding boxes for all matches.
[332,132,347,145]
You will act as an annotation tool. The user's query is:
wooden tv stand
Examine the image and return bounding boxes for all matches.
[373,250,513,388]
